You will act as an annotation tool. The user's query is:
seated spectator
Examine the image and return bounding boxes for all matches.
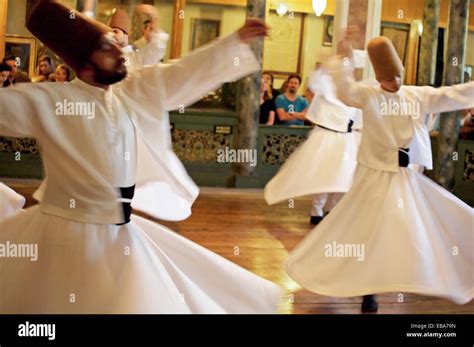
[55,64,71,82]
[275,75,308,126]
[32,55,55,82]
[260,78,276,125]
[0,63,12,87]
[2,56,31,86]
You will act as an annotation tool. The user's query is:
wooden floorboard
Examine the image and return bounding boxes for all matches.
[9,184,474,314]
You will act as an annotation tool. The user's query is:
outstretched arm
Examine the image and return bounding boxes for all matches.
[413,82,474,115]
[159,19,268,111]
[0,84,40,138]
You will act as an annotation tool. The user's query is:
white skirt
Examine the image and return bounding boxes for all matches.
[264,126,361,204]
[286,164,473,304]
[0,207,282,313]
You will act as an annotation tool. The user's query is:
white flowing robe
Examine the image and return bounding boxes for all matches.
[0,33,282,313]
[264,69,362,204]
[285,58,474,304]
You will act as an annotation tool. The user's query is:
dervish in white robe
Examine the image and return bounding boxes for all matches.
[264,67,362,225]
[0,1,281,313]
[286,37,473,307]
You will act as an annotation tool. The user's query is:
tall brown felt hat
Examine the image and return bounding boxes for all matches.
[109,9,131,35]
[367,36,404,81]
[27,0,112,72]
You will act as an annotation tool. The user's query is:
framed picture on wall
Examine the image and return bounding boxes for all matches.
[190,19,221,50]
[4,35,37,77]
[322,16,334,47]
[381,25,410,65]
[263,10,304,75]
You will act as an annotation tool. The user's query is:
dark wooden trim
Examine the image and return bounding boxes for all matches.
[297,12,306,75]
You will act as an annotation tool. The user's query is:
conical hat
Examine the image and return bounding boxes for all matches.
[367,36,404,81]
[109,9,131,35]
[27,1,112,72]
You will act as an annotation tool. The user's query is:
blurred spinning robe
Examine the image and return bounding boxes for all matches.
[0,1,281,313]
[286,37,474,305]
[264,67,362,218]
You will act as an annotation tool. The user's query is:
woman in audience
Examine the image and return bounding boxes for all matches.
[260,78,276,125]
[54,64,71,82]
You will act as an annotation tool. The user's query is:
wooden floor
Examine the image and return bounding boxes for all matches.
[8,182,474,314]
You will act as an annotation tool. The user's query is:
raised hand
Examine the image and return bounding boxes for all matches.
[337,26,359,58]
[237,18,269,44]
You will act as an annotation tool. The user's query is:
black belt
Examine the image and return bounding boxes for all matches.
[116,185,135,225]
[398,148,410,167]
[317,119,354,133]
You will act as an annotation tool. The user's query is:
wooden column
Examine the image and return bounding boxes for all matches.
[170,0,186,59]
[434,0,470,189]
[404,20,422,85]
[0,0,8,60]
[234,0,265,176]
[417,0,440,86]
